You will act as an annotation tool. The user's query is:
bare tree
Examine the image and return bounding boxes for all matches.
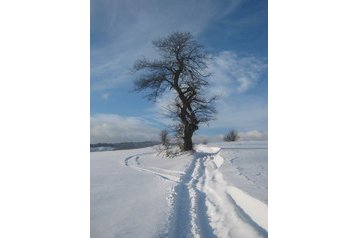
[224,130,239,142]
[133,32,216,151]
[160,129,170,146]
[157,129,184,158]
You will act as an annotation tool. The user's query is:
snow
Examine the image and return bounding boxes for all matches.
[91,141,268,238]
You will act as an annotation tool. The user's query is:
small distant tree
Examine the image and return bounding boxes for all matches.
[201,138,208,145]
[160,129,170,146]
[133,32,216,151]
[157,129,183,158]
[224,130,239,142]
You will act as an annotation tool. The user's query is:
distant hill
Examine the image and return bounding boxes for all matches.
[90,141,160,152]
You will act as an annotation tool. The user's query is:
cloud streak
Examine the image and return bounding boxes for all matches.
[90,0,268,141]
[145,50,268,132]
[90,114,160,143]
[239,130,268,141]
[91,0,243,91]
[209,51,267,96]
[194,129,268,142]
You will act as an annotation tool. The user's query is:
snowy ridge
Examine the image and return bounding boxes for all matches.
[195,145,267,238]
[123,145,268,238]
[203,162,267,237]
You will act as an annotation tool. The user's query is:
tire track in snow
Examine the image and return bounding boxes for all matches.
[124,155,138,166]
[166,154,216,238]
[123,152,181,183]
[167,146,268,238]
[123,146,268,238]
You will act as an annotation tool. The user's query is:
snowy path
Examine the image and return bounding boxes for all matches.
[123,145,268,238]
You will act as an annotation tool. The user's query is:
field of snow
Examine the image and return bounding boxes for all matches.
[91,141,268,238]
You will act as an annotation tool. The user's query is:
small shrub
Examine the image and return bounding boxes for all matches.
[157,129,181,158]
[224,130,239,142]
[160,129,170,146]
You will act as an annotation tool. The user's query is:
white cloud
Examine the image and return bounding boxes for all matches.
[91,0,243,91]
[209,51,267,96]
[137,51,268,133]
[144,94,267,137]
[193,134,224,143]
[193,130,267,143]
[90,0,268,141]
[101,92,110,100]
[90,114,161,143]
[210,95,268,131]
[239,130,268,141]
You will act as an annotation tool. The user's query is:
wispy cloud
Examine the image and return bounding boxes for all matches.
[143,50,268,132]
[194,129,268,142]
[211,95,268,131]
[239,130,268,141]
[90,114,160,143]
[90,0,267,140]
[101,92,110,100]
[209,51,267,96]
[91,0,243,91]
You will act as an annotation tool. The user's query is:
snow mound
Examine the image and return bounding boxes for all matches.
[195,144,221,154]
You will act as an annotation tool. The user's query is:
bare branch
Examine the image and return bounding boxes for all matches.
[133,32,217,151]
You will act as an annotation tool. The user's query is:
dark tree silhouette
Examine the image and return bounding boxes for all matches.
[160,129,170,146]
[133,32,216,151]
[223,130,239,142]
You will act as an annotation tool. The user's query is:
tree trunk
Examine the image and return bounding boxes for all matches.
[183,126,194,151]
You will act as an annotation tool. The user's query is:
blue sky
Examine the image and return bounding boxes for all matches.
[91,0,267,143]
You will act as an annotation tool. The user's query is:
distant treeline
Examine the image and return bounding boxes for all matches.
[90,141,160,152]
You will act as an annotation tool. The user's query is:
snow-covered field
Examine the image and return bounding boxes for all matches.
[91,141,268,238]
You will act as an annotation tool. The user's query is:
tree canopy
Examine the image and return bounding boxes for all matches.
[134,32,216,151]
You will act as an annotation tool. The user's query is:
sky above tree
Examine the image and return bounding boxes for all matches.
[91,0,268,143]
